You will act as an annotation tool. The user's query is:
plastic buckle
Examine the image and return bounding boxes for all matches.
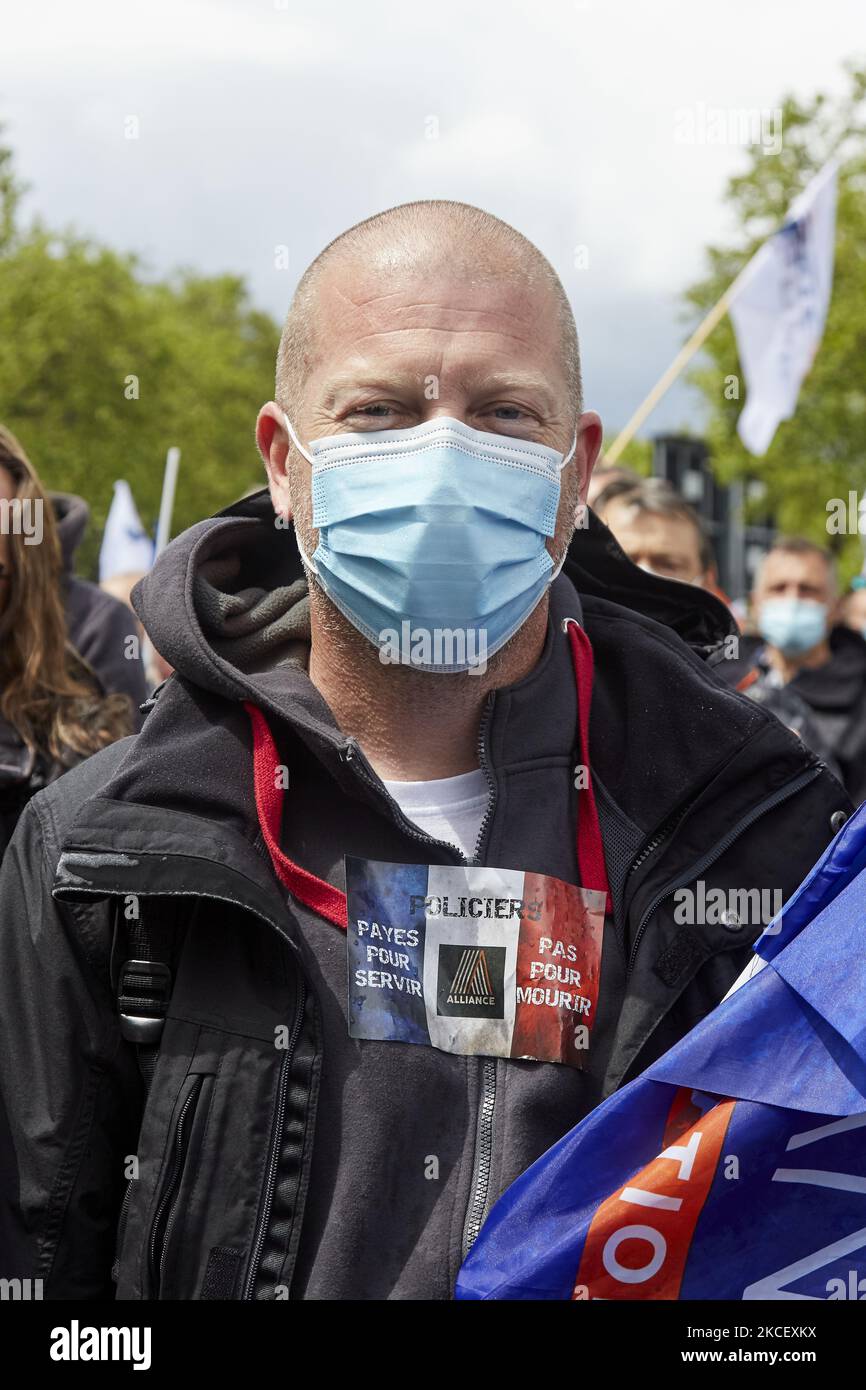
[117,959,172,1044]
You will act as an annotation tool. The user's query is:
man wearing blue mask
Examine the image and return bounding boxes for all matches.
[747,538,866,803]
[0,202,851,1301]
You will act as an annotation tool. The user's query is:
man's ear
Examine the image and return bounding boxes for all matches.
[256,402,292,521]
[575,412,603,504]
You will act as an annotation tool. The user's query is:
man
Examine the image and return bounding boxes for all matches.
[747,538,866,803]
[0,202,850,1301]
[593,474,718,588]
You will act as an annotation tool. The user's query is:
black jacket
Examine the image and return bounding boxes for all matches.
[740,628,866,805]
[0,495,851,1300]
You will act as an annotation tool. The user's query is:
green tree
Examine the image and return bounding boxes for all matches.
[608,436,653,476]
[685,62,866,582]
[0,143,280,576]
[0,123,25,253]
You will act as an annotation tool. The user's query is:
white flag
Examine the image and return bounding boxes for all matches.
[729,160,838,456]
[99,480,154,581]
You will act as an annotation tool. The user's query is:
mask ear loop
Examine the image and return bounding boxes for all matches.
[280,412,321,574]
[547,429,580,581]
[558,430,578,471]
[282,411,315,465]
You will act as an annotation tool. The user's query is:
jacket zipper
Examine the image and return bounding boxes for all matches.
[148,1074,203,1296]
[342,738,467,862]
[469,693,497,863]
[626,765,820,978]
[347,697,500,1263]
[111,1174,135,1284]
[461,1057,498,1257]
[242,980,307,1300]
[626,802,693,878]
[459,698,500,1257]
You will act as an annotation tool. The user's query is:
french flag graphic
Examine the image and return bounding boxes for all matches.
[345,858,605,1068]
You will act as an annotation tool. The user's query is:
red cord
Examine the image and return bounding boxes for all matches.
[245,700,349,930]
[564,620,613,913]
[246,619,611,925]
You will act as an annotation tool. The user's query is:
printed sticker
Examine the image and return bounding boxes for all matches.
[346,858,605,1068]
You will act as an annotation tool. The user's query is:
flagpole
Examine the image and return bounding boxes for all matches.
[604,257,760,464]
[143,446,180,686]
[154,446,180,557]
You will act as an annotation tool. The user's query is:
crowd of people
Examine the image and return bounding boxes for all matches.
[592,465,866,803]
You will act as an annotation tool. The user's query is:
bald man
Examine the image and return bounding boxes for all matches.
[0,202,850,1301]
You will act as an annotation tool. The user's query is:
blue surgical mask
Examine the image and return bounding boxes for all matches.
[758,597,828,655]
[283,413,576,672]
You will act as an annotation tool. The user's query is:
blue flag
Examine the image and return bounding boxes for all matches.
[457,803,866,1301]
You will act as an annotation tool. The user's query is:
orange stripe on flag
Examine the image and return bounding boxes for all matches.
[572,1090,735,1300]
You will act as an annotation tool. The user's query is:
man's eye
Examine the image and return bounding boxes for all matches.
[351,404,395,418]
[491,406,526,421]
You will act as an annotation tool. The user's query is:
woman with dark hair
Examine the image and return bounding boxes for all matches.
[0,425,133,853]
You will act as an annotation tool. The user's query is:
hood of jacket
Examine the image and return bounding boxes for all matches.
[51,492,90,575]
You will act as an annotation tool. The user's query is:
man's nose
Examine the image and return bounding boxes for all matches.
[424,403,471,423]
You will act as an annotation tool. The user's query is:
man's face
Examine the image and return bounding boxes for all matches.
[753,551,833,611]
[602,498,707,585]
[259,257,602,573]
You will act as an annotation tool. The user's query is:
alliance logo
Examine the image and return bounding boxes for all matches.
[437,945,506,1018]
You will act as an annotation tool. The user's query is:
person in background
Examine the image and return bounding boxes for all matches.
[50,487,149,720]
[0,427,134,852]
[593,474,721,590]
[596,476,841,774]
[586,462,639,510]
[101,569,175,690]
[746,538,866,802]
[837,575,866,640]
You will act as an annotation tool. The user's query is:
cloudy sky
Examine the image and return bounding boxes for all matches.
[3,0,863,441]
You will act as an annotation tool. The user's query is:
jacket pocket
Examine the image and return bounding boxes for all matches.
[147,1072,213,1299]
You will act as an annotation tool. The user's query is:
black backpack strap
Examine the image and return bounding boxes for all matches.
[110,896,192,1093]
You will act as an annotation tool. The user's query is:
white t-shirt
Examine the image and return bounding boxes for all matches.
[383,768,489,860]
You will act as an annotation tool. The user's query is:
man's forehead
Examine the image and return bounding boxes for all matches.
[317,364,561,412]
[298,262,567,403]
[762,551,829,581]
[609,504,698,549]
[312,256,559,340]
